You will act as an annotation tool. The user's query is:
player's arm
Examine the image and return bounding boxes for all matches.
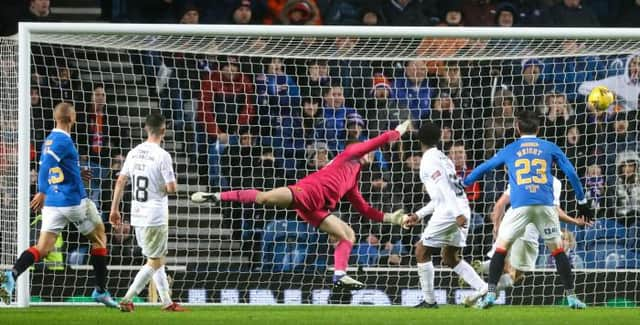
[341,121,410,159]
[462,150,505,187]
[109,173,129,226]
[557,206,594,227]
[491,192,510,237]
[161,153,177,195]
[344,186,406,225]
[552,146,593,219]
[31,147,61,211]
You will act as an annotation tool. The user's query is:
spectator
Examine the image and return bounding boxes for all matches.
[31,87,52,156]
[541,91,573,143]
[578,53,640,111]
[606,151,640,227]
[364,72,410,136]
[330,37,372,108]
[324,0,363,25]
[392,60,431,122]
[261,57,300,108]
[315,84,356,153]
[353,234,381,266]
[264,0,322,25]
[540,0,600,27]
[440,2,464,26]
[76,85,126,167]
[493,1,519,27]
[229,0,255,24]
[461,0,496,26]
[382,0,432,26]
[391,148,426,215]
[198,55,255,135]
[584,163,605,210]
[563,125,589,177]
[602,112,639,175]
[296,141,332,179]
[49,66,76,103]
[179,3,200,24]
[360,6,387,26]
[298,59,330,98]
[448,141,481,204]
[482,88,517,159]
[23,0,57,22]
[511,58,548,109]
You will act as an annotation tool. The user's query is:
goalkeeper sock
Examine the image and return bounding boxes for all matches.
[153,266,173,306]
[334,239,353,274]
[552,248,575,293]
[90,248,108,293]
[123,265,155,302]
[417,262,435,304]
[488,247,507,293]
[220,189,259,204]
[453,260,487,292]
[496,273,514,291]
[12,247,40,279]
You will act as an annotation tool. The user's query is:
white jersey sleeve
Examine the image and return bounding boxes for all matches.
[419,149,469,219]
[160,151,176,185]
[552,177,561,206]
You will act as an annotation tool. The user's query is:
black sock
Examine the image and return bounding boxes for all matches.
[90,254,108,293]
[553,251,575,293]
[12,249,38,279]
[488,250,507,293]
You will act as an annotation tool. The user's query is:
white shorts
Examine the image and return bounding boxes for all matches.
[509,238,539,271]
[497,205,560,244]
[420,209,470,248]
[41,198,102,236]
[135,225,168,258]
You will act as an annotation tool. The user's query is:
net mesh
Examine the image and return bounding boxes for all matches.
[6,30,640,306]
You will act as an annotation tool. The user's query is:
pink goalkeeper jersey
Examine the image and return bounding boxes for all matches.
[294,130,400,220]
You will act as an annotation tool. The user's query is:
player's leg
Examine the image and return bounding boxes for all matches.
[317,214,362,289]
[193,186,293,209]
[476,207,527,309]
[1,205,65,304]
[536,206,585,309]
[414,241,438,308]
[76,199,117,308]
[442,246,487,299]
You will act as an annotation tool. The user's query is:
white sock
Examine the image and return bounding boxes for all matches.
[496,273,514,291]
[480,260,491,274]
[453,260,487,292]
[153,266,173,306]
[214,193,221,200]
[417,262,435,304]
[123,265,155,302]
[334,270,346,277]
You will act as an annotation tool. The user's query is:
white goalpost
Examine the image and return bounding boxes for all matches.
[2,23,639,307]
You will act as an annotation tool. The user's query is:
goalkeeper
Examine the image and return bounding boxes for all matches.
[192,122,412,289]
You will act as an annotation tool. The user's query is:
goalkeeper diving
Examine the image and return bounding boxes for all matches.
[192,122,412,289]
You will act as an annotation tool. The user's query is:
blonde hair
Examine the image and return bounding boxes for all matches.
[562,230,576,250]
[53,102,75,124]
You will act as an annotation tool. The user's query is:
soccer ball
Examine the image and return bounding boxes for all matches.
[587,85,614,111]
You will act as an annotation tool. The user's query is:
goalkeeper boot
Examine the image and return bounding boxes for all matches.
[413,300,438,309]
[119,301,135,312]
[92,289,118,308]
[567,295,587,309]
[191,192,219,205]
[333,274,364,290]
[162,302,189,312]
[474,292,496,309]
[0,271,15,305]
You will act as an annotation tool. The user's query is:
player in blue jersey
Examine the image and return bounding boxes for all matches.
[462,110,594,310]
[0,103,117,308]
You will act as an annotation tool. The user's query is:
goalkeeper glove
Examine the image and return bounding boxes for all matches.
[577,200,595,221]
[395,120,411,137]
[383,209,408,226]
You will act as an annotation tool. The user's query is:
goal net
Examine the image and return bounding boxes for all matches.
[4,24,640,307]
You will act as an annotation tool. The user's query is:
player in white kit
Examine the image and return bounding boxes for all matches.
[403,122,488,308]
[477,177,593,291]
[109,113,185,312]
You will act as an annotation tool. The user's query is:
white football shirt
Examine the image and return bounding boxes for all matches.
[416,147,470,220]
[505,177,562,243]
[120,142,176,227]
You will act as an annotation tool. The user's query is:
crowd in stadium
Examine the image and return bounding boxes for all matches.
[3,0,640,272]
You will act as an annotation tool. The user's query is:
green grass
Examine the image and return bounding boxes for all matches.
[1,306,639,325]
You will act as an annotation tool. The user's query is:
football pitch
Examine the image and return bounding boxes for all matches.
[1,306,639,325]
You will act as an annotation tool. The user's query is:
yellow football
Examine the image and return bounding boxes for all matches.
[587,85,614,111]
